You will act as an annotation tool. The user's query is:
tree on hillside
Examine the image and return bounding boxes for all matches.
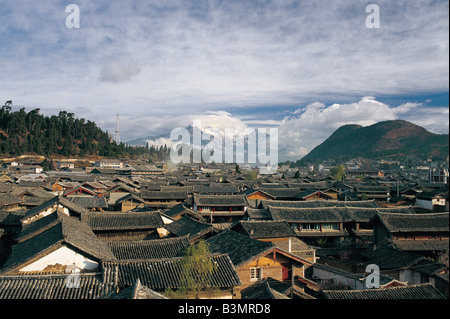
[0,103,154,159]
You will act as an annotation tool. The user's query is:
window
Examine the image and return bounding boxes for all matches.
[322,223,339,230]
[301,223,320,231]
[250,267,262,281]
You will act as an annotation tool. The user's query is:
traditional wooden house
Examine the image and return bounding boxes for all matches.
[268,206,346,244]
[192,194,248,224]
[106,182,139,195]
[89,168,127,176]
[10,187,54,210]
[81,181,109,196]
[402,259,449,297]
[0,193,22,211]
[63,185,98,197]
[368,211,449,257]
[129,165,164,176]
[415,189,448,212]
[164,215,216,243]
[20,196,88,224]
[245,207,272,220]
[140,190,188,209]
[241,188,276,208]
[110,193,146,212]
[347,170,384,177]
[80,211,165,241]
[193,183,240,195]
[161,203,189,221]
[231,220,316,263]
[101,254,242,299]
[295,189,334,201]
[52,181,80,193]
[0,212,116,275]
[358,238,449,296]
[355,185,391,201]
[207,230,313,289]
[311,262,407,291]
[258,188,303,201]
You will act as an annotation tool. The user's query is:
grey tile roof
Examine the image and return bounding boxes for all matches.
[322,283,446,299]
[206,230,273,267]
[355,185,391,193]
[258,188,303,199]
[371,212,449,233]
[241,278,292,299]
[269,206,344,223]
[360,240,424,270]
[81,211,164,231]
[260,199,379,209]
[101,254,242,290]
[164,215,213,240]
[409,259,448,276]
[68,196,108,208]
[193,184,240,194]
[0,193,22,206]
[393,239,449,252]
[0,273,113,299]
[233,220,297,239]
[193,194,248,206]
[140,190,188,200]
[106,278,168,299]
[246,208,271,219]
[107,236,190,260]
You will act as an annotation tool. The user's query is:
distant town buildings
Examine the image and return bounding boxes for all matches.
[0,156,448,299]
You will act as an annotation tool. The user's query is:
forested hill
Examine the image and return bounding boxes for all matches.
[299,120,449,163]
[0,101,150,158]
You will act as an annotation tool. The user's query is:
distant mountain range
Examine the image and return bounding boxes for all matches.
[128,120,449,163]
[127,132,171,147]
[127,125,206,146]
[300,120,449,162]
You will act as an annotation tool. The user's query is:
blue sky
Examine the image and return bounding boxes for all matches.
[0,0,448,160]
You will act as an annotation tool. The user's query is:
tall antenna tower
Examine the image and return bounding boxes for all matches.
[115,110,120,144]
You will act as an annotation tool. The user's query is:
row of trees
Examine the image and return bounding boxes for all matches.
[0,101,165,159]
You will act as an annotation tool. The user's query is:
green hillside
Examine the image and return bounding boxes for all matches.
[300,120,449,162]
[0,101,150,158]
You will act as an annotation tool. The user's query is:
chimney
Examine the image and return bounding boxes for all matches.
[288,237,292,253]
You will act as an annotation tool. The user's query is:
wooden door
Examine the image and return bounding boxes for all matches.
[281,263,292,282]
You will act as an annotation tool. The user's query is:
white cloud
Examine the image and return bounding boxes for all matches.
[278,97,448,161]
[99,60,141,83]
[1,1,448,115]
[0,0,448,155]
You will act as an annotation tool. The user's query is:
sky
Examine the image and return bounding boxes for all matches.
[0,0,448,161]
